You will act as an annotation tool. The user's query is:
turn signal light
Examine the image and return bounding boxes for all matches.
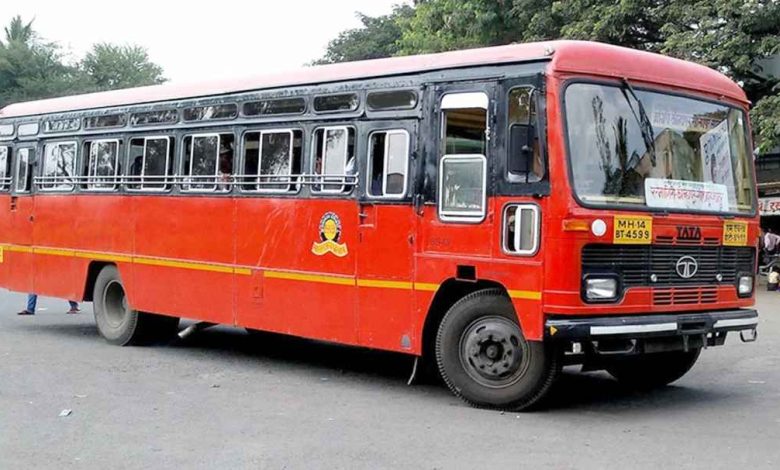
[562,219,589,232]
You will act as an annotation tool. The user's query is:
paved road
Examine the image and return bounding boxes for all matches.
[0,288,777,469]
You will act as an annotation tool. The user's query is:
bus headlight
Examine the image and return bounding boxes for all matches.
[584,277,618,301]
[738,276,753,296]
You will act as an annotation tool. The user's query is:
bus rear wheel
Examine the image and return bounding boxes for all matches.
[606,349,701,389]
[93,265,179,346]
[435,289,560,411]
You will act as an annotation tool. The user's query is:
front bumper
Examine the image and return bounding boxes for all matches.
[546,309,758,341]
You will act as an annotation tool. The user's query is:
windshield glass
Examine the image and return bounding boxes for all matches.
[565,83,755,214]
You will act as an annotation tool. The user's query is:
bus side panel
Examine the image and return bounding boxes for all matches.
[1,194,35,294]
[130,196,234,324]
[356,204,415,352]
[234,198,358,345]
[31,195,77,300]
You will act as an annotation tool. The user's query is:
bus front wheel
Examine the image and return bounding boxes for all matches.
[93,265,179,346]
[435,288,560,411]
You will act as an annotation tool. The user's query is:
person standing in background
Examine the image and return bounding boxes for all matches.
[17,294,80,315]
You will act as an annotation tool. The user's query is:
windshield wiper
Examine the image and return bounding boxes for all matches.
[620,78,657,166]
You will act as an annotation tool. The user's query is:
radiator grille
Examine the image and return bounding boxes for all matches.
[582,244,755,288]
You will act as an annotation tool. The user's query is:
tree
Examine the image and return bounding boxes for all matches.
[317,0,780,151]
[314,5,415,64]
[0,16,166,108]
[81,43,165,90]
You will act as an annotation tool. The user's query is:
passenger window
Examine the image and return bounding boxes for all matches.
[439,155,487,221]
[83,139,120,191]
[367,90,418,111]
[442,93,488,155]
[241,129,302,193]
[313,94,359,113]
[14,148,33,193]
[41,141,77,191]
[312,126,355,193]
[367,130,409,198]
[128,136,174,191]
[508,87,543,182]
[0,146,10,191]
[439,92,489,222]
[182,133,235,192]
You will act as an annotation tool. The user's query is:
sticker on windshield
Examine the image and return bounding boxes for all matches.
[700,120,737,204]
[645,178,729,212]
[613,215,652,245]
[723,221,748,246]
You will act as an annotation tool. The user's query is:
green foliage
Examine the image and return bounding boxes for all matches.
[317,0,780,151]
[0,15,166,109]
[81,43,165,90]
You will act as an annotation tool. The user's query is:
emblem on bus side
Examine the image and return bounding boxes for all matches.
[311,212,348,257]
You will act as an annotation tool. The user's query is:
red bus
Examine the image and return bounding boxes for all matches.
[0,40,759,410]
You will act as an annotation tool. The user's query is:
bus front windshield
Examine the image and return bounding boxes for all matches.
[565,83,755,214]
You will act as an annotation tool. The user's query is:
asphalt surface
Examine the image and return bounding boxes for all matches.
[0,288,778,469]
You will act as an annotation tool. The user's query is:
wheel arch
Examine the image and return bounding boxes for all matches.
[82,261,116,302]
[420,278,512,360]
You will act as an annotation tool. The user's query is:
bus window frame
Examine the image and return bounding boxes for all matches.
[240,128,300,195]
[182,132,223,193]
[83,138,121,192]
[39,139,78,193]
[311,125,355,195]
[366,129,410,200]
[437,154,488,223]
[0,145,11,192]
[13,147,34,194]
[126,135,173,193]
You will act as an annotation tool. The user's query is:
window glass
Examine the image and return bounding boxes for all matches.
[313,94,359,113]
[84,114,127,129]
[183,104,238,122]
[443,107,487,155]
[242,98,306,116]
[131,110,179,126]
[367,130,409,197]
[367,90,418,111]
[128,137,173,191]
[182,133,235,191]
[312,127,355,192]
[439,156,486,219]
[17,122,39,136]
[84,140,120,190]
[0,147,10,191]
[42,142,77,190]
[508,87,543,181]
[0,123,13,137]
[15,148,32,193]
[43,118,80,134]
[242,130,303,192]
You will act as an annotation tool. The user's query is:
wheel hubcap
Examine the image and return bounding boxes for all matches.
[460,316,528,387]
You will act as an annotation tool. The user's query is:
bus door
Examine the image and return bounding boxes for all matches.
[4,146,36,293]
[356,120,417,352]
[418,84,496,258]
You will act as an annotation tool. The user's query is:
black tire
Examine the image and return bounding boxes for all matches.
[93,265,180,346]
[435,288,560,411]
[606,348,701,389]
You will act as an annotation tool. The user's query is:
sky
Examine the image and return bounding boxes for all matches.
[1,0,405,83]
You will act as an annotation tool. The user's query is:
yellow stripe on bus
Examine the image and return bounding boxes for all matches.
[0,242,542,299]
[508,289,542,300]
[264,269,356,286]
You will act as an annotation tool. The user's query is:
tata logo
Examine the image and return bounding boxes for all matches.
[676,226,702,241]
[675,256,699,279]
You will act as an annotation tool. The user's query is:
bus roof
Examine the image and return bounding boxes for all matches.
[0,40,747,119]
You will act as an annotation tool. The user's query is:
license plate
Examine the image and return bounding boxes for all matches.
[613,216,652,244]
[723,221,748,246]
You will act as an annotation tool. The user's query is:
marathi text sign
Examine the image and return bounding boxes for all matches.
[645,178,729,212]
[699,119,736,204]
[759,197,780,216]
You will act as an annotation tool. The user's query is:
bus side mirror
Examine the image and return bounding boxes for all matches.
[509,124,533,175]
